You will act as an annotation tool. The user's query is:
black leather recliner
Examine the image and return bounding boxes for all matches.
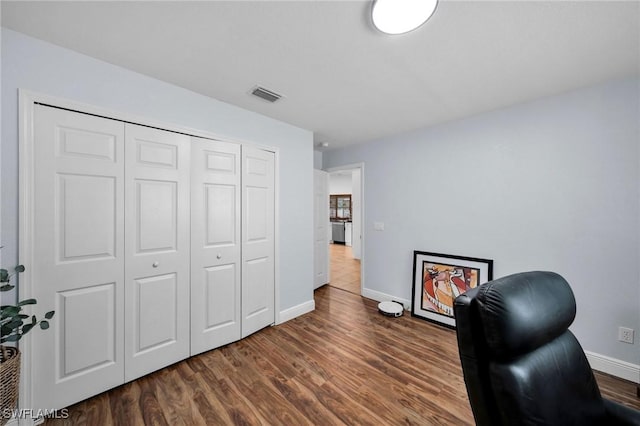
[453,271,640,426]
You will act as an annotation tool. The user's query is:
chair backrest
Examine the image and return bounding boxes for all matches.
[454,271,607,426]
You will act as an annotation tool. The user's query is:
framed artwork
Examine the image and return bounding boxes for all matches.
[411,251,493,328]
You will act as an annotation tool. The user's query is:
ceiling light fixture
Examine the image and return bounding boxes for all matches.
[371,0,438,35]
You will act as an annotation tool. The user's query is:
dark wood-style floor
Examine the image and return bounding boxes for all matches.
[45,286,639,425]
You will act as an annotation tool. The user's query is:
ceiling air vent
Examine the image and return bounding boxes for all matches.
[250,86,282,103]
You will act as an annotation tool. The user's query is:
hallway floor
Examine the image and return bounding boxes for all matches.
[329,243,361,295]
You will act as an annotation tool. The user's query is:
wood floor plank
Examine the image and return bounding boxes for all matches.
[269,376,344,425]
[186,373,235,426]
[61,391,114,426]
[198,368,266,425]
[108,381,142,426]
[230,375,312,426]
[312,380,384,426]
[43,284,640,425]
[250,331,330,388]
[135,377,169,426]
[153,369,206,426]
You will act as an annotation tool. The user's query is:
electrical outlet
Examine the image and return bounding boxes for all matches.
[618,327,634,344]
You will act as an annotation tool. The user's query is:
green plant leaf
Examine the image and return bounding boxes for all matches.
[40,321,49,330]
[31,315,37,325]
[5,320,23,329]
[17,314,29,319]
[0,284,14,292]
[22,323,34,335]
[2,306,21,316]
[18,299,37,306]
[0,269,8,282]
[0,305,13,311]
[1,313,20,322]
[4,334,20,342]
[45,311,55,319]
[14,265,25,273]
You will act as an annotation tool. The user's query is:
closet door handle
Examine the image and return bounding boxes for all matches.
[216,254,222,260]
[152,261,159,268]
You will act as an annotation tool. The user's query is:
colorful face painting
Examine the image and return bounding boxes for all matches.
[422,262,479,318]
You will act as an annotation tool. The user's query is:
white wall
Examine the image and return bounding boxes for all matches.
[324,77,640,366]
[314,150,323,170]
[329,173,352,194]
[1,28,314,313]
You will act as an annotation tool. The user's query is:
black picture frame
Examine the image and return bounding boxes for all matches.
[411,251,493,328]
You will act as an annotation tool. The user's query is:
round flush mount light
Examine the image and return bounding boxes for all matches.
[372,0,438,35]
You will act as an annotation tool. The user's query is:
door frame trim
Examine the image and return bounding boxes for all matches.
[313,169,330,289]
[18,89,280,415]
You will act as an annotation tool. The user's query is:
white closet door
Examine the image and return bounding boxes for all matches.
[313,170,330,289]
[190,137,241,355]
[124,124,190,381]
[241,147,275,338]
[32,105,125,410]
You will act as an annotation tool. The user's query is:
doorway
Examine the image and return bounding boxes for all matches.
[327,165,363,295]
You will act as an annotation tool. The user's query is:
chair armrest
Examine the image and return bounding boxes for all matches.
[603,398,640,425]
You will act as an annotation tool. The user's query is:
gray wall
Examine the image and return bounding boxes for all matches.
[1,28,314,312]
[324,77,640,364]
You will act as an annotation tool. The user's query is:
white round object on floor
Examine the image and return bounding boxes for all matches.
[378,301,404,317]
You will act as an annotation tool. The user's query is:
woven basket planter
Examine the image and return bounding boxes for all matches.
[0,346,20,426]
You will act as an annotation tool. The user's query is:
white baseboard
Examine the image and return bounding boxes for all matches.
[361,288,411,311]
[585,350,640,383]
[278,299,315,324]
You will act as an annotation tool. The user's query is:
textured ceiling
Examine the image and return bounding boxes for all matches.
[2,0,639,150]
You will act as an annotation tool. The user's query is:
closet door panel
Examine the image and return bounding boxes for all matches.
[191,138,241,355]
[31,105,125,411]
[59,283,116,374]
[241,147,275,338]
[134,273,178,351]
[124,124,190,381]
[136,179,177,251]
